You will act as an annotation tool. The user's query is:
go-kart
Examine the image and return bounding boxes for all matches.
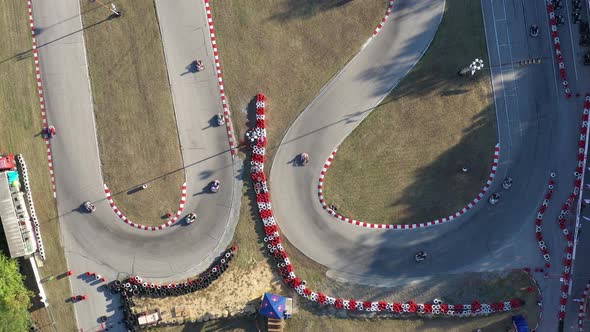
[530,25,539,37]
[488,193,500,205]
[216,113,225,126]
[502,177,512,190]
[185,213,197,224]
[415,251,427,263]
[196,59,205,72]
[299,152,309,166]
[45,126,56,139]
[83,201,96,213]
[210,180,220,193]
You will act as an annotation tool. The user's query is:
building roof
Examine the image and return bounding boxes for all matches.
[260,293,287,319]
[0,173,27,258]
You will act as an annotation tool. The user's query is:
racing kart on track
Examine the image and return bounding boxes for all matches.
[299,152,309,166]
[415,251,427,263]
[185,213,197,224]
[488,193,500,205]
[210,180,220,193]
[83,201,96,213]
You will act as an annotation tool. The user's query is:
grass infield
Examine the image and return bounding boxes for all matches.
[80,0,184,226]
[322,0,497,226]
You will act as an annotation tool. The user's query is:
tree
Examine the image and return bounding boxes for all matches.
[0,253,32,332]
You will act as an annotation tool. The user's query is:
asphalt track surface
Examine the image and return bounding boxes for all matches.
[28,0,590,331]
[31,0,241,330]
[271,0,587,330]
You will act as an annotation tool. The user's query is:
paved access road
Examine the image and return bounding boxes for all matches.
[32,0,240,330]
[271,0,588,330]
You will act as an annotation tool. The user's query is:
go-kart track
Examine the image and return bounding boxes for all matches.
[25,0,590,331]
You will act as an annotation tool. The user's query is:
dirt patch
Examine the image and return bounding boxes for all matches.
[322,0,497,225]
[134,264,285,324]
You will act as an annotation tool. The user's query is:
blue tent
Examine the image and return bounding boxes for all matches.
[259,293,287,319]
[512,315,529,332]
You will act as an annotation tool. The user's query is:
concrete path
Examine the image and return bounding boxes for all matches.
[31,0,240,330]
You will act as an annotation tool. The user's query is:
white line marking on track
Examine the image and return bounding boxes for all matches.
[564,0,580,82]
[501,0,523,136]
[491,0,513,147]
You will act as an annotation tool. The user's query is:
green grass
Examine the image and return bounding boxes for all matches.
[323,0,497,225]
[79,0,184,226]
[0,1,76,331]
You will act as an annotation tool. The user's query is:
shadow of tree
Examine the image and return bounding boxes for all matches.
[270,0,355,21]
[388,105,496,225]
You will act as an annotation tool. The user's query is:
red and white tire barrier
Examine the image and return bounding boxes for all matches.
[535,175,557,266]
[15,154,46,260]
[203,0,237,157]
[317,145,500,230]
[578,281,590,331]
[546,2,572,98]
[26,0,57,198]
[556,96,590,321]
[371,0,395,38]
[249,93,521,316]
[103,183,187,231]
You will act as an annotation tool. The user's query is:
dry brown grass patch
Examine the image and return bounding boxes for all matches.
[0,1,75,330]
[80,0,184,226]
[323,0,497,225]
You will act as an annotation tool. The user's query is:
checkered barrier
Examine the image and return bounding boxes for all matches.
[535,175,557,266]
[103,183,188,231]
[203,0,237,157]
[546,2,572,98]
[578,280,590,331]
[556,96,590,321]
[15,154,45,261]
[26,0,57,198]
[371,1,395,38]
[249,93,521,316]
[317,145,500,230]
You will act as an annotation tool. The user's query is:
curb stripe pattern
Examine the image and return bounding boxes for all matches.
[103,183,188,231]
[546,2,572,98]
[371,0,395,37]
[203,0,237,157]
[556,96,590,321]
[317,144,500,230]
[578,281,590,331]
[250,93,521,316]
[26,0,57,198]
